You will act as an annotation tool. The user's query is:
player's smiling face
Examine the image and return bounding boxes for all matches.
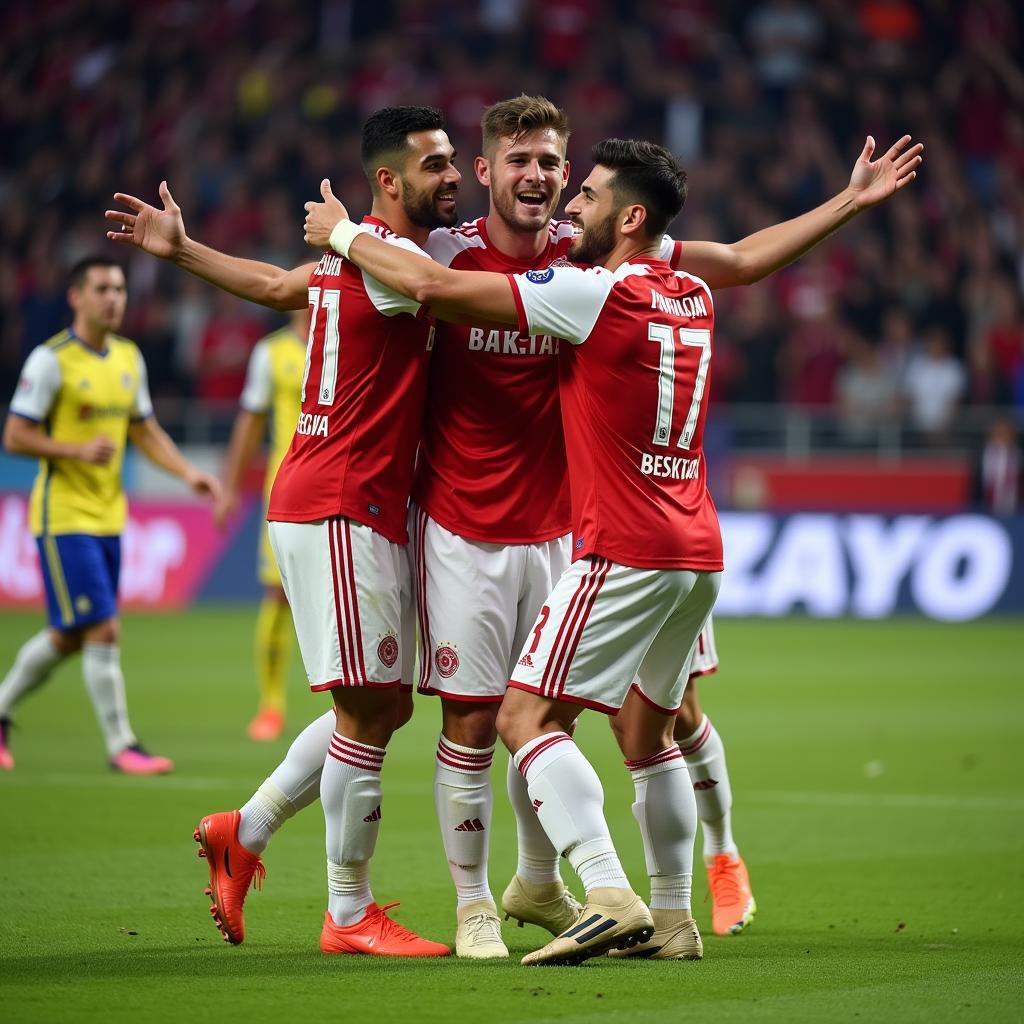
[399,129,461,229]
[565,165,619,265]
[482,128,569,233]
[70,266,128,334]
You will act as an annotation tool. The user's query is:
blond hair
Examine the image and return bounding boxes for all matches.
[480,95,570,156]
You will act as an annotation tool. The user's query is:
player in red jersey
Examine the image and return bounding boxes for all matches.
[106,106,459,957]
[306,126,923,965]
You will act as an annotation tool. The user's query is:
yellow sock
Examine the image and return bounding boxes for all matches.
[255,597,292,714]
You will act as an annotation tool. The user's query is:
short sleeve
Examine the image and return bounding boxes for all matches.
[8,346,61,422]
[659,235,683,265]
[239,339,273,413]
[362,233,426,318]
[507,265,614,345]
[132,349,154,420]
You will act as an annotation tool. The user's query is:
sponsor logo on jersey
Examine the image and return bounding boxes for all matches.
[434,644,459,678]
[639,453,701,479]
[377,632,398,668]
[78,403,131,420]
[525,268,554,284]
[467,327,559,356]
[296,412,329,437]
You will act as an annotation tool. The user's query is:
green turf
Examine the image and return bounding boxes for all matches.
[1,610,1022,1023]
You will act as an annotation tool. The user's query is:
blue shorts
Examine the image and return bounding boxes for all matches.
[36,534,121,631]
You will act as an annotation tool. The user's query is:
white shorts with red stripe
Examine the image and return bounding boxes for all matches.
[268,517,413,691]
[509,556,722,715]
[687,616,719,680]
[410,503,571,702]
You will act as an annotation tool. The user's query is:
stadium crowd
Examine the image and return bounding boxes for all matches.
[1,0,1023,428]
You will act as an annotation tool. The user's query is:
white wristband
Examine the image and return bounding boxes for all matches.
[329,219,362,258]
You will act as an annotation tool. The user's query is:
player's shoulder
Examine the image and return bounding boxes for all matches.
[259,327,302,351]
[42,328,74,352]
[107,333,140,354]
[426,218,487,266]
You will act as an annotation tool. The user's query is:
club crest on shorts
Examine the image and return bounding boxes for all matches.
[377,632,399,669]
[434,643,459,678]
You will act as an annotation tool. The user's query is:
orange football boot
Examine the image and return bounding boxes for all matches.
[707,854,756,936]
[247,708,285,742]
[194,810,266,944]
[320,903,451,957]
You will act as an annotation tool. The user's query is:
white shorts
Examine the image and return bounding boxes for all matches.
[268,517,413,692]
[687,616,719,680]
[410,503,572,701]
[510,556,722,715]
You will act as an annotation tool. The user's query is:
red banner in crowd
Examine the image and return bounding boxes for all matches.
[0,493,230,609]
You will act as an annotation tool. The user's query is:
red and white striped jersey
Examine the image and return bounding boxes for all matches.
[415,217,576,544]
[508,257,723,571]
[268,217,434,544]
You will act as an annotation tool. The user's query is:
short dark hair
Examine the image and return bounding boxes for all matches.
[69,256,122,289]
[590,139,688,238]
[481,95,570,157]
[361,106,446,190]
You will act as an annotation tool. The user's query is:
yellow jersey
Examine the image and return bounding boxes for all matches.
[238,327,306,500]
[10,330,152,537]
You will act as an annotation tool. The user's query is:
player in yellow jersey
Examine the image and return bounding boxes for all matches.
[0,256,220,773]
[213,310,308,741]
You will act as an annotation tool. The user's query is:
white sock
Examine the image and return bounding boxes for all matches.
[434,735,494,908]
[321,731,384,926]
[506,756,561,884]
[679,716,738,861]
[0,630,63,718]
[627,746,696,911]
[81,642,136,756]
[238,710,334,853]
[514,732,628,894]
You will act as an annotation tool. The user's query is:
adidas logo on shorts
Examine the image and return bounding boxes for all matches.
[518,654,535,668]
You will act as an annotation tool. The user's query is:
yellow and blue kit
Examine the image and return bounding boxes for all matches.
[238,327,305,586]
[8,329,153,629]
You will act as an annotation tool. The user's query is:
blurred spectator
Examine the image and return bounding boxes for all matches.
[835,338,901,445]
[903,327,967,443]
[195,292,267,403]
[980,417,1021,515]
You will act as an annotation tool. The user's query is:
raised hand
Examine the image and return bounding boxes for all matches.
[304,179,350,249]
[106,181,187,260]
[847,135,924,210]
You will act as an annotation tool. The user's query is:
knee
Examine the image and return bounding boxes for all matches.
[392,689,414,732]
[442,702,499,749]
[84,618,119,645]
[49,629,82,656]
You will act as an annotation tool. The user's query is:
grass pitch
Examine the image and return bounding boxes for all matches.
[1,610,1022,1023]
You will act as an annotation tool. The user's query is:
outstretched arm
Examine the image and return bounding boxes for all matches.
[304,180,517,324]
[106,181,314,311]
[673,135,924,288]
